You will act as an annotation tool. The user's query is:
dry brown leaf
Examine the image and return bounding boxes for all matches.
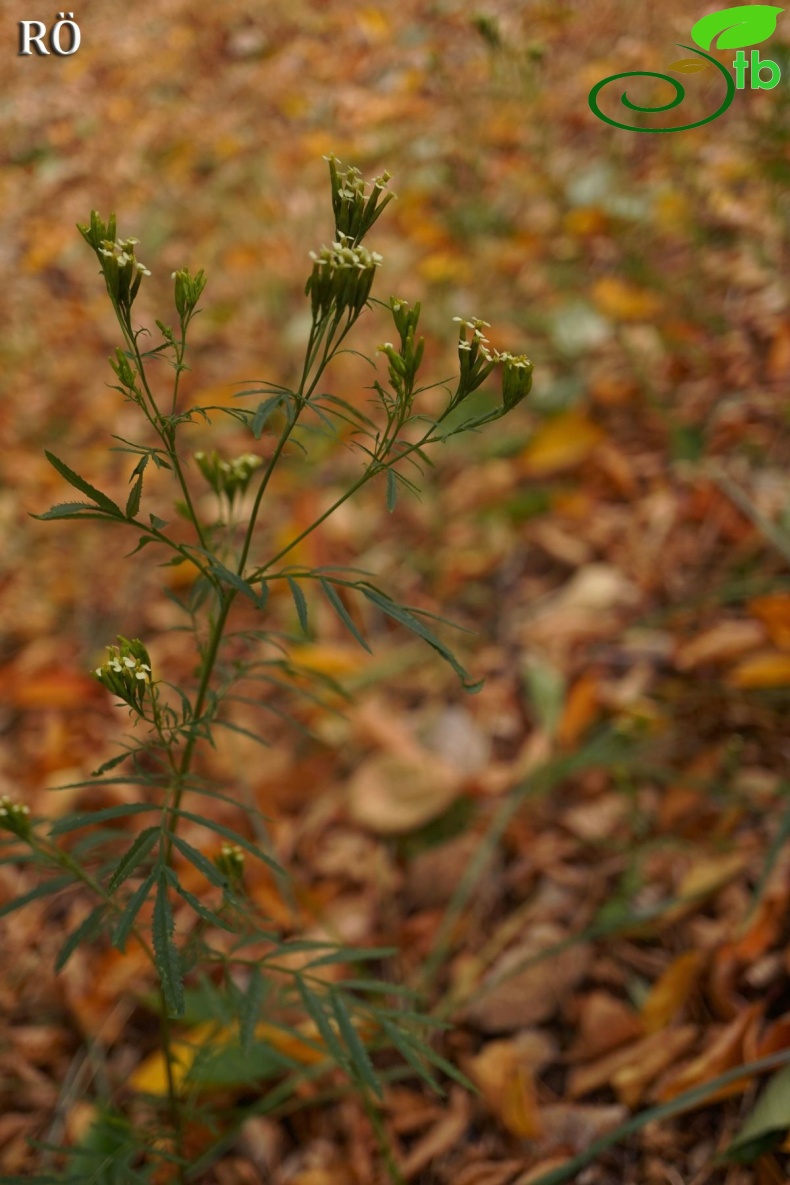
[560,792,629,843]
[346,751,464,835]
[464,924,591,1034]
[399,1086,470,1179]
[568,991,644,1060]
[466,1039,543,1138]
[537,1103,629,1155]
[641,950,705,1034]
[654,1004,762,1103]
[567,1026,698,1101]
[674,620,766,670]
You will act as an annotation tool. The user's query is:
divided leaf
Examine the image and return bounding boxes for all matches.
[44,451,123,516]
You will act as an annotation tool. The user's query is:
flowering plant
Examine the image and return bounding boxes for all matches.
[5,156,533,1182]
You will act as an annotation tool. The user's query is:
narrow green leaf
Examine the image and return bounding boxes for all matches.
[50,803,158,836]
[319,578,372,653]
[252,394,284,438]
[32,501,115,521]
[107,827,160,892]
[0,875,73,920]
[44,451,122,515]
[208,558,264,607]
[125,534,155,558]
[724,1063,790,1162]
[378,1016,441,1093]
[125,472,143,519]
[331,992,382,1097]
[91,752,131,777]
[297,981,347,1070]
[152,873,184,1016]
[359,583,482,691]
[170,833,228,889]
[55,904,106,971]
[175,809,284,874]
[287,577,310,634]
[112,871,155,951]
[386,469,397,513]
[379,1017,475,1093]
[240,967,266,1054]
[174,882,235,931]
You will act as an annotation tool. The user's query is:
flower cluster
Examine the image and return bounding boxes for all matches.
[451,317,534,410]
[77,212,151,311]
[305,232,383,321]
[324,153,395,243]
[0,795,31,840]
[94,637,153,712]
[194,450,263,501]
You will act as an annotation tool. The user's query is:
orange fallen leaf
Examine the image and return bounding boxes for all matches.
[655,1004,762,1104]
[467,1039,543,1138]
[747,594,790,649]
[519,411,604,477]
[557,670,601,747]
[641,950,704,1034]
[591,277,662,322]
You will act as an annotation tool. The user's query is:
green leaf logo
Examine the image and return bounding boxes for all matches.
[691,4,783,50]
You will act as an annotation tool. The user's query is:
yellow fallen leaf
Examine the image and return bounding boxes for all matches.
[591,277,662,322]
[728,651,790,688]
[641,950,704,1034]
[675,851,748,902]
[288,644,370,678]
[467,1039,543,1138]
[520,412,604,476]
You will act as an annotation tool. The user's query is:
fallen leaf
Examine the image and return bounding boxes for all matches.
[641,950,704,1034]
[675,620,766,670]
[346,752,464,835]
[655,1004,762,1103]
[567,1027,697,1101]
[747,594,790,648]
[519,412,604,476]
[728,652,790,689]
[466,1039,543,1138]
[591,277,662,322]
[568,991,644,1060]
[464,924,591,1034]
